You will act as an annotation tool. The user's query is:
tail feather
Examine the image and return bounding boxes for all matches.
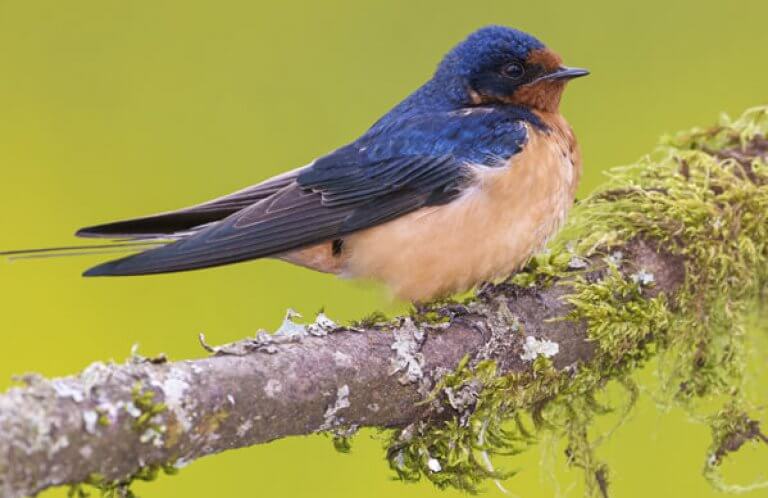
[0,241,167,261]
[4,167,309,273]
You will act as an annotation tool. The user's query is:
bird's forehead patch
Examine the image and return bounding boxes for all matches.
[526,48,563,71]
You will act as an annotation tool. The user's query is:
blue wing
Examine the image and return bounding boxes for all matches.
[82,107,529,276]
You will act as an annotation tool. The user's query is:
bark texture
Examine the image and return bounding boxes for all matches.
[0,239,682,498]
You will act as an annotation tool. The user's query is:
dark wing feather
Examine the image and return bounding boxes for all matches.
[76,166,305,239]
[83,157,460,276]
[84,185,344,275]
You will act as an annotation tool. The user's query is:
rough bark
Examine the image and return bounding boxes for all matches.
[0,238,683,498]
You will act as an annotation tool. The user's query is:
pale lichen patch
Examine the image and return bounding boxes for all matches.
[308,312,337,336]
[333,351,353,368]
[471,297,522,363]
[427,458,442,473]
[80,362,113,394]
[631,269,655,286]
[607,250,624,266]
[47,435,69,458]
[157,369,192,431]
[139,427,165,447]
[263,379,283,398]
[568,256,588,270]
[388,318,426,385]
[444,382,481,413]
[124,402,141,418]
[519,336,560,362]
[82,410,99,434]
[274,309,308,338]
[320,385,351,431]
[236,419,253,438]
[79,445,93,459]
[51,380,84,403]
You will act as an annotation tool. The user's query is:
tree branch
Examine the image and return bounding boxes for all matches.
[1,107,767,497]
[0,238,682,498]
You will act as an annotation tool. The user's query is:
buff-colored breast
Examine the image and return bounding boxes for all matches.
[342,113,581,301]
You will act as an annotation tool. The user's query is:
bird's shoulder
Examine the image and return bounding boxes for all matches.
[359,105,541,163]
[306,105,542,174]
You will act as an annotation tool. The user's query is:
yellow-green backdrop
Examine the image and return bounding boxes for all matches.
[1,1,767,496]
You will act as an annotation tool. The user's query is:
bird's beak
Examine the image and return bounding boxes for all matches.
[532,66,590,83]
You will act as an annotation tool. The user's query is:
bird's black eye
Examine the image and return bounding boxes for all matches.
[501,62,525,80]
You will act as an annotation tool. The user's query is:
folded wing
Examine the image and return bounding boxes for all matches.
[83,156,468,276]
[81,108,528,276]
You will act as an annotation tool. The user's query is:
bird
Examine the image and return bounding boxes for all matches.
[7,25,588,302]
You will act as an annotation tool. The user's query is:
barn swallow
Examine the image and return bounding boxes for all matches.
[24,26,588,301]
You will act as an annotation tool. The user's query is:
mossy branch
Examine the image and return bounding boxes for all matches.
[2,107,768,497]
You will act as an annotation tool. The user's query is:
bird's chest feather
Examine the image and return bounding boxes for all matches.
[345,113,581,301]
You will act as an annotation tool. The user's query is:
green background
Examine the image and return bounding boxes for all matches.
[1,1,767,496]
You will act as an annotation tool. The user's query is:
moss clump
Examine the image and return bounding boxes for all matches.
[130,382,167,432]
[65,383,180,498]
[386,107,768,495]
[67,463,179,498]
[388,268,658,495]
[350,310,394,328]
[703,401,768,493]
[388,357,537,490]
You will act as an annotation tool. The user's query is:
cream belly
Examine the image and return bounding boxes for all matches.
[342,117,581,301]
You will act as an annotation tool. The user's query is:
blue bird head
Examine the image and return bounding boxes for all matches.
[423,26,588,112]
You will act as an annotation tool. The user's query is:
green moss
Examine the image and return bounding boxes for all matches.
[509,250,574,288]
[350,310,392,328]
[97,412,111,427]
[703,402,768,493]
[65,384,181,497]
[386,107,768,495]
[332,433,355,453]
[387,357,533,491]
[130,381,168,438]
[67,463,180,498]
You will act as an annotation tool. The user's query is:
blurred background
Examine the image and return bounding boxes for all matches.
[1,1,767,496]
